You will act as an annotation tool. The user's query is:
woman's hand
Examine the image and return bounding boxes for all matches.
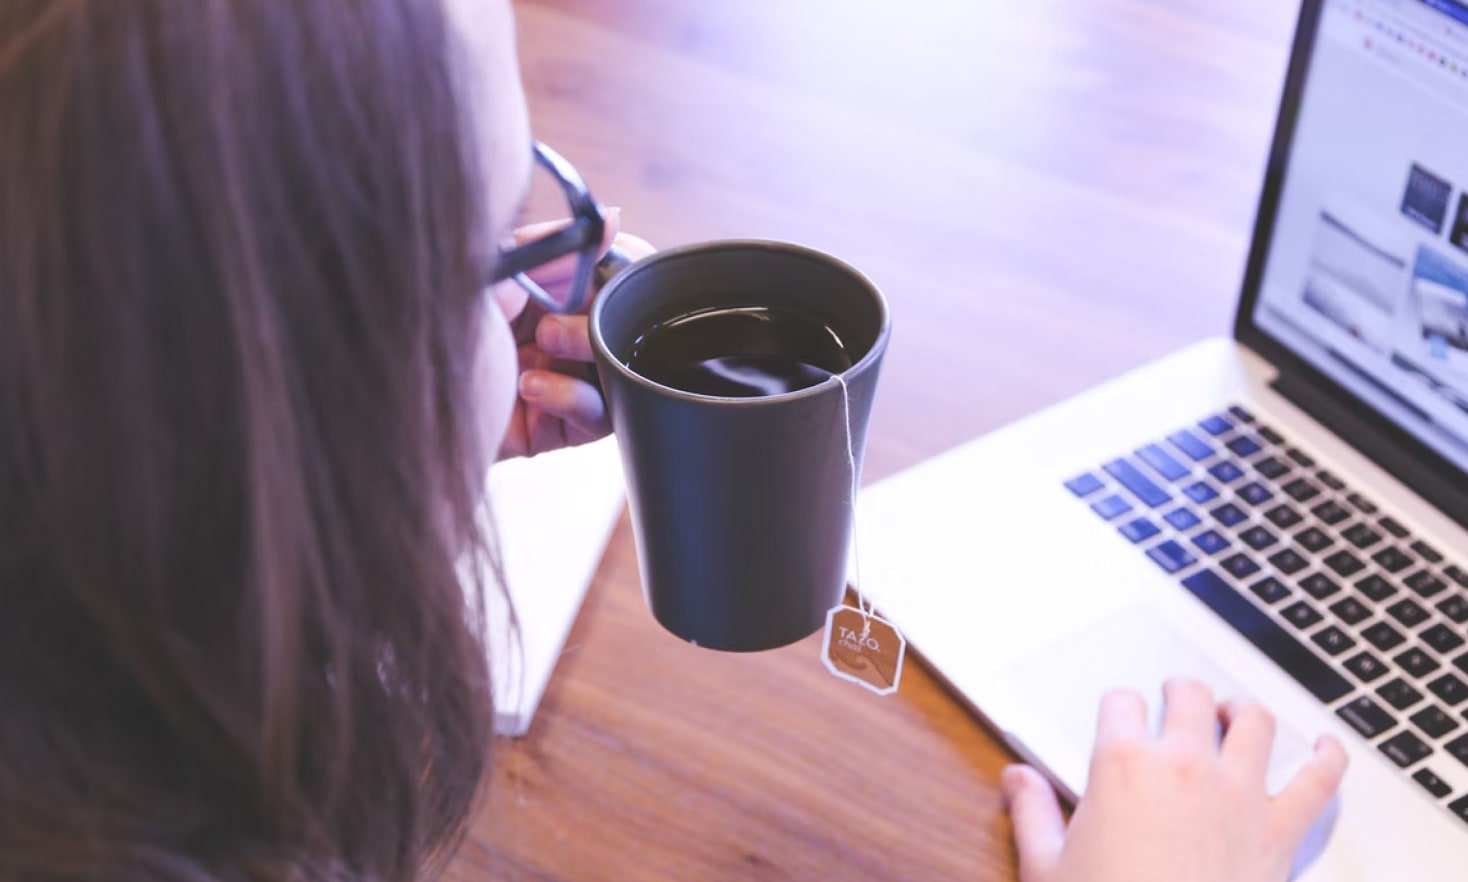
[1003,680,1348,882]
[495,209,655,460]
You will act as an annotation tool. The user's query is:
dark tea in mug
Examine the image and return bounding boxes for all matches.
[624,305,853,397]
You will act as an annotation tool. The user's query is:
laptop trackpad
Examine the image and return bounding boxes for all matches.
[1001,607,1314,798]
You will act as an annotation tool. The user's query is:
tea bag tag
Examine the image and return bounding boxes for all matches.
[820,372,904,695]
[822,606,905,696]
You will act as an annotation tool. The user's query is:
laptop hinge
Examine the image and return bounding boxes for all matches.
[1269,369,1468,530]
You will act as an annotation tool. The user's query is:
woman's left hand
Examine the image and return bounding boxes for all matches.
[496,210,655,460]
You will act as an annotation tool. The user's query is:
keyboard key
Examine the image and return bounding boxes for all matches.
[1380,730,1432,767]
[1342,523,1383,549]
[1387,598,1430,629]
[1255,456,1291,479]
[1373,547,1415,574]
[1164,508,1202,531]
[1250,576,1292,604]
[1329,597,1371,626]
[1191,530,1231,555]
[1210,503,1247,527]
[1268,548,1308,575]
[1437,594,1468,624]
[1299,573,1340,600]
[1450,795,1468,822]
[1395,647,1441,678]
[1415,767,1453,798]
[1312,625,1356,656]
[1363,621,1407,652]
[1446,565,1468,589]
[1429,674,1468,707]
[1226,436,1262,458]
[1091,494,1133,520]
[1228,405,1256,424]
[1324,550,1366,577]
[1264,504,1303,529]
[1168,429,1214,462]
[1220,553,1261,579]
[1347,493,1379,515]
[1294,527,1334,553]
[1422,623,1466,656]
[1066,473,1106,497]
[1379,517,1410,539]
[1406,570,1447,598]
[1199,414,1233,436]
[1208,462,1245,484]
[1146,540,1196,574]
[1236,482,1274,506]
[1356,574,1398,603]
[1337,695,1396,737]
[1182,481,1219,503]
[1257,424,1284,444]
[1240,526,1278,551]
[1316,470,1346,491]
[1119,517,1161,544]
[1136,444,1190,481]
[1448,733,1468,767]
[1310,500,1352,525]
[1282,478,1320,502]
[1281,600,1324,630]
[1104,459,1171,508]
[1179,570,1351,702]
[1411,541,1444,564]
[1378,677,1425,710]
[1286,447,1316,467]
[1456,653,1468,676]
[1412,705,1460,739]
[1345,651,1389,683]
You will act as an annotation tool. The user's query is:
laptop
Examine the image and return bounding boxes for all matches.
[859,0,1468,876]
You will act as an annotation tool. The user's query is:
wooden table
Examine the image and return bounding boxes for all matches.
[455,1,1302,879]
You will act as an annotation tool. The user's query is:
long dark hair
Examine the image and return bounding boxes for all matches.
[0,1,499,879]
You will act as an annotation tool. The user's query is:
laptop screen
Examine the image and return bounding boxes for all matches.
[1253,0,1468,474]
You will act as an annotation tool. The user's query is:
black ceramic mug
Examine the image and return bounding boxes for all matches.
[590,240,890,652]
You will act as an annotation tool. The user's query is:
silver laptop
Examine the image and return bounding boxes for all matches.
[860,0,1468,876]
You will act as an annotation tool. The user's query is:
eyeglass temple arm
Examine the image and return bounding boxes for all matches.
[491,220,594,282]
[512,244,633,315]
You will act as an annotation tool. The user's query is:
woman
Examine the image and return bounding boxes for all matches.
[0,1,1344,880]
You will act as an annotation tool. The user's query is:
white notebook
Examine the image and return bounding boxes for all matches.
[470,438,626,736]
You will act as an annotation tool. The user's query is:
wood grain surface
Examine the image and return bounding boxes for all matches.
[453,2,1303,879]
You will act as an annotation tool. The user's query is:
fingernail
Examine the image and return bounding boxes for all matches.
[519,373,545,398]
[602,205,622,220]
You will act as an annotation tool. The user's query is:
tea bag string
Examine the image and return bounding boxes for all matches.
[833,373,873,640]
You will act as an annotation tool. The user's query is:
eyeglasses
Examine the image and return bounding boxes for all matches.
[488,142,607,314]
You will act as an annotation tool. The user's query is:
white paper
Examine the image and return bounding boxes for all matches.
[466,438,625,736]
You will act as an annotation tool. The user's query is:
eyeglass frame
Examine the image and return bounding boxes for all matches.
[487,142,607,314]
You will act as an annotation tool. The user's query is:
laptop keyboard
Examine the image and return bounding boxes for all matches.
[1067,404,1468,829]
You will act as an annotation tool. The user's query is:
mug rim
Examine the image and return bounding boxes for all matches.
[589,239,891,406]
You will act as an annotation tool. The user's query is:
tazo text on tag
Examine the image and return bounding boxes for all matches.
[821,606,905,696]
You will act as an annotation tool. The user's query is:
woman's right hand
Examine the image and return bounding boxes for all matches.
[1003,680,1348,882]
[494,213,656,460]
